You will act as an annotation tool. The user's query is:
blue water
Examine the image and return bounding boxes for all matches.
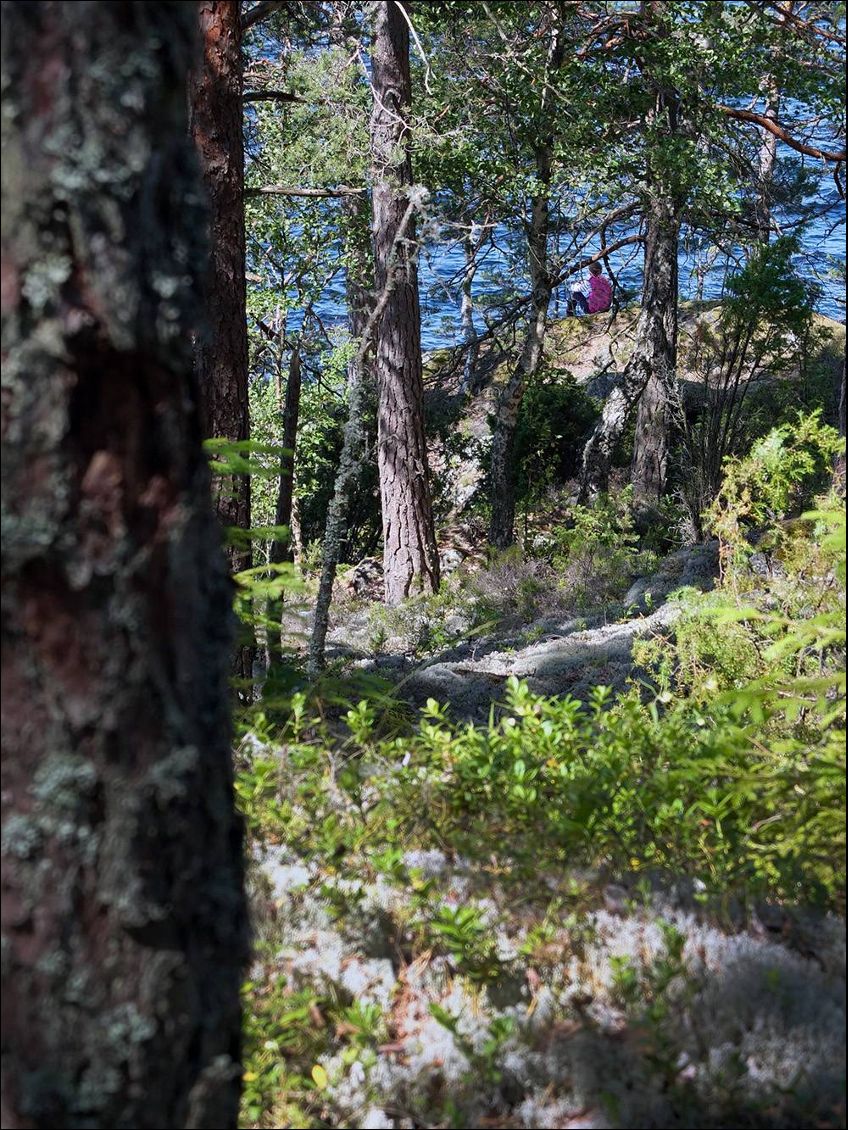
[414,217,846,352]
[284,210,845,354]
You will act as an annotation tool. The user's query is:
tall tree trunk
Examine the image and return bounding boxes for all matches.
[630,215,679,509]
[270,347,302,566]
[581,191,679,502]
[189,0,253,686]
[488,182,553,547]
[628,80,681,511]
[755,82,779,242]
[266,347,302,670]
[753,3,791,243]
[310,198,375,673]
[308,8,378,674]
[631,369,671,509]
[370,0,439,605]
[1,5,247,1128]
[488,25,564,549]
[459,219,490,395]
[459,233,480,395]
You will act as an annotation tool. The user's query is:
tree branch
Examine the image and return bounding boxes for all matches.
[752,0,847,49]
[717,105,846,163]
[468,232,646,355]
[245,185,367,198]
[243,89,307,104]
[242,1,286,31]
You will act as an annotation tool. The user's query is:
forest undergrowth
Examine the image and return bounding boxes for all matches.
[234,414,846,1130]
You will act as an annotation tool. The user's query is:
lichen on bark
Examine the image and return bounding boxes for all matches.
[1,5,247,1127]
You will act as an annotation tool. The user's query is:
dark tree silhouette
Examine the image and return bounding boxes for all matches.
[1,4,247,1126]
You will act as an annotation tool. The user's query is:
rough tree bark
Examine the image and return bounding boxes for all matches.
[627,72,681,511]
[581,188,679,502]
[1,4,247,1128]
[189,0,253,687]
[631,368,671,508]
[370,0,439,604]
[754,83,780,242]
[189,0,250,559]
[629,210,679,509]
[488,23,564,549]
[753,2,793,243]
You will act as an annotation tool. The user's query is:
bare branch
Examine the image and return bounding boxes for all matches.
[242,1,286,31]
[717,105,847,163]
[245,185,367,198]
[243,89,307,104]
[469,232,646,355]
[392,0,433,93]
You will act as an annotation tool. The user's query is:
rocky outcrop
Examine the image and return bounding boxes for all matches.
[422,305,846,519]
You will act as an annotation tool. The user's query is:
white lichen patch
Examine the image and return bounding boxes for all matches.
[251,842,846,1128]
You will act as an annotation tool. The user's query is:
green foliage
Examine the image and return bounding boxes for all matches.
[427,904,501,983]
[365,578,490,658]
[234,9,847,1125]
[634,419,845,903]
[704,410,841,578]
[237,415,846,912]
[512,372,600,507]
[203,437,290,481]
[676,240,825,534]
[240,653,844,912]
[722,236,817,334]
[240,972,327,1128]
[239,957,388,1129]
[548,488,659,609]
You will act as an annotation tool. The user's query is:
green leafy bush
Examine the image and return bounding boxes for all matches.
[513,371,600,507]
[704,409,842,583]
[548,487,659,608]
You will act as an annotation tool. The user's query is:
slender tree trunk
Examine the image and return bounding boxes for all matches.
[753,3,791,244]
[290,497,304,563]
[630,221,679,508]
[459,219,491,395]
[628,82,681,511]
[189,0,253,683]
[488,25,564,549]
[370,0,439,605]
[755,83,779,242]
[581,191,679,502]
[266,348,302,669]
[1,5,247,1127]
[308,6,379,675]
[309,355,375,673]
[270,348,302,566]
[489,182,553,547]
[310,198,376,673]
[459,234,480,394]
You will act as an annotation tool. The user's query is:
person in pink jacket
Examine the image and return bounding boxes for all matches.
[568,262,612,316]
